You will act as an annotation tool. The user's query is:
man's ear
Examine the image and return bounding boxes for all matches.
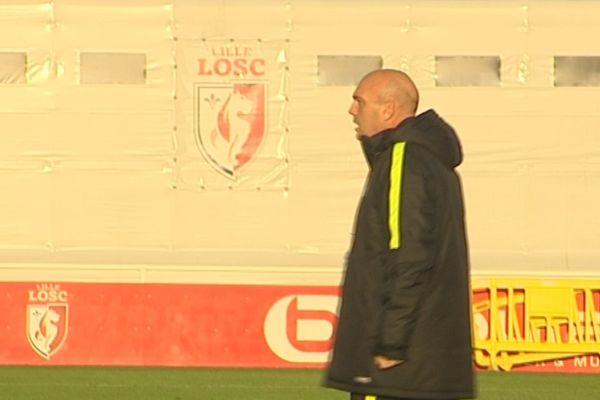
[382,102,395,121]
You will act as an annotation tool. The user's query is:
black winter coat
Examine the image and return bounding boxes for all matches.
[325,110,475,399]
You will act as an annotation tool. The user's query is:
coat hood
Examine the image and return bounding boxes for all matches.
[361,109,463,169]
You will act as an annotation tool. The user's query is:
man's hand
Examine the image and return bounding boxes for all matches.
[374,355,404,370]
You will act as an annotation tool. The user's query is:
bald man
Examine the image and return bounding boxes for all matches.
[324,70,475,400]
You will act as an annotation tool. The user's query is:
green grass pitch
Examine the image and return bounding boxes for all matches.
[1,367,599,400]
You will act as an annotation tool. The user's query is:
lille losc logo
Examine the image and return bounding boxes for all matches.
[264,294,339,364]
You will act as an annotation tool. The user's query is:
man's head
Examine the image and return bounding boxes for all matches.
[349,69,419,138]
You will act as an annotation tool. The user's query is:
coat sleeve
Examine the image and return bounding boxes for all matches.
[374,142,438,361]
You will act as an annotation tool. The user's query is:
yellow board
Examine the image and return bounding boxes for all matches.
[472,277,600,371]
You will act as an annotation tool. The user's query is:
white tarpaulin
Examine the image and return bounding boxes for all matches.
[0,0,600,283]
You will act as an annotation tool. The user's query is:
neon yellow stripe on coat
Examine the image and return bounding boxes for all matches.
[388,142,406,249]
[365,396,377,400]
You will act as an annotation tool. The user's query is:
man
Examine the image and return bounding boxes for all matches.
[324,69,475,400]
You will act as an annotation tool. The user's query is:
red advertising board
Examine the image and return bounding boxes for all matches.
[1,282,338,367]
[2,281,600,373]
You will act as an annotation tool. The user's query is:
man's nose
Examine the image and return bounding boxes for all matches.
[348,102,356,116]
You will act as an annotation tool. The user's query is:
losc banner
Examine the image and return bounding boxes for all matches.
[175,39,289,189]
[0,282,338,367]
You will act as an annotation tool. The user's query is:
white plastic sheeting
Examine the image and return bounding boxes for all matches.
[0,0,600,283]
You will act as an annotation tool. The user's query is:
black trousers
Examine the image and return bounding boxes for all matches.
[351,395,401,400]
[351,394,459,400]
